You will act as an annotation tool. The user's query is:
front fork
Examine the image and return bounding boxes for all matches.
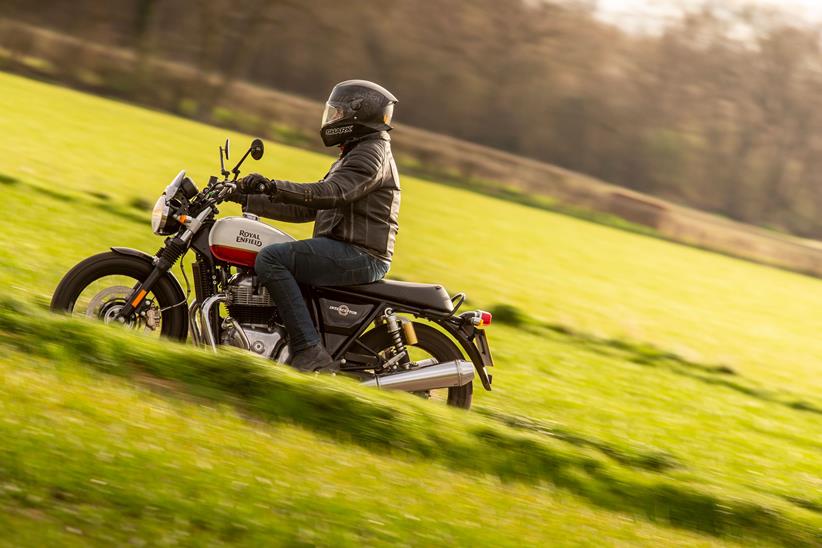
[117,237,188,320]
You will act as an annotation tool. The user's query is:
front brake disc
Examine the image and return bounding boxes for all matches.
[86,285,132,321]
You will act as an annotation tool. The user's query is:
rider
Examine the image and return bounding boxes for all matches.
[232,80,400,373]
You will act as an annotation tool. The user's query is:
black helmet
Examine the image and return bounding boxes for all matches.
[320,80,398,147]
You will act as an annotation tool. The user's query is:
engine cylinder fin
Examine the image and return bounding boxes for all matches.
[226,274,277,328]
[227,278,274,307]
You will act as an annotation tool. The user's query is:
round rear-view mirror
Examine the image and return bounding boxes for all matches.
[251,138,264,160]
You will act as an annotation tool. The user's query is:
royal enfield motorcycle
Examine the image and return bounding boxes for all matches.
[51,138,494,409]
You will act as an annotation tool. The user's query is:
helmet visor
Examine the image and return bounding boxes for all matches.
[322,102,347,126]
[382,103,395,126]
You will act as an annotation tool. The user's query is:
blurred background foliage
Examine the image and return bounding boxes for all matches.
[4,1,822,237]
[3,3,822,543]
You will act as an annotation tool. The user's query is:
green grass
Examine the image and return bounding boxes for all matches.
[1,70,822,545]
[0,312,730,547]
[0,300,804,546]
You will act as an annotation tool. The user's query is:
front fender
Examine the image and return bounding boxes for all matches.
[110,247,188,312]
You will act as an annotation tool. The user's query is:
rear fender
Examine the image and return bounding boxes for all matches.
[436,320,493,391]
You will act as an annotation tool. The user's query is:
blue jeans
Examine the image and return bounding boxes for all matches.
[255,237,390,352]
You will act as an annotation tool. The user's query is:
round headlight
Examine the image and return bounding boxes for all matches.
[151,196,173,235]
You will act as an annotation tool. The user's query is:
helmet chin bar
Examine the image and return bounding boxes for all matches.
[321,122,356,147]
[320,121,386,147]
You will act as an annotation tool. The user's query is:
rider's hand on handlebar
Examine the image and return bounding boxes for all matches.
[222,183,246,205]
[238,173,276,195]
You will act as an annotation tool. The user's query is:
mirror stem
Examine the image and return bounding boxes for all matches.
[219,146,230,179]
[231,148,254,180]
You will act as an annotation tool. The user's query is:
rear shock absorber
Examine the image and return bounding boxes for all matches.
[382,308,411,369]
[385,309,403,348]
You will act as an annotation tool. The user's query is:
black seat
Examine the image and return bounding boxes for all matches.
[345,280,453,313]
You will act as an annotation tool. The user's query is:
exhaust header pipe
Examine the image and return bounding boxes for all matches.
[362,360,475,391]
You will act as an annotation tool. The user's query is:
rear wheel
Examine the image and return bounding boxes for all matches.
[352,322,473,410]
[50,252,188,341]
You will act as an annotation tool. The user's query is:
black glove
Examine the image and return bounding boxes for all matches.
[238,173,276,195]
[224,185,246,206]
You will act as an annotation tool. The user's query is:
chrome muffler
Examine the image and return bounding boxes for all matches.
[361,360,475,391]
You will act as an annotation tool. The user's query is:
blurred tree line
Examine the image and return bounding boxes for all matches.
[4,0,822,236]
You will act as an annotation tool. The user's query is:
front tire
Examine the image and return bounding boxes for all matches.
[354,322,473,410]
[51,252,188,341]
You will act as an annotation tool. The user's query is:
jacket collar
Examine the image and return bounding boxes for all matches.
[340,131,390,156]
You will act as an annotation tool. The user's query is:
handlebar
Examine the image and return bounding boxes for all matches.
[216,182,237,200]
[212,178,272,197]
[195,175,272,213]
[185,181,236,217]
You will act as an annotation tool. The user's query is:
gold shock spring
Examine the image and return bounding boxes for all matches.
[401,320,418,346]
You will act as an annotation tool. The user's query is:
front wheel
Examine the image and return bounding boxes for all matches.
[50,252,188,341]
[353,322,473,409]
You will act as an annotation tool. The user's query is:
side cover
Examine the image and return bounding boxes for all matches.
[319,297,376,355]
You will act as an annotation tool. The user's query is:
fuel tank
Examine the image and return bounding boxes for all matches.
[208,215,295,268]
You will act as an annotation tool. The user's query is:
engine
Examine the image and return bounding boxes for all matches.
[223,273,289,361]
[226,274,276,328]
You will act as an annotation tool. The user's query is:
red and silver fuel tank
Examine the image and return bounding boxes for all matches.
[208,214,295,268]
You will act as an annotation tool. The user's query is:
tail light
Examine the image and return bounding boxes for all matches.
[461,310,492,329]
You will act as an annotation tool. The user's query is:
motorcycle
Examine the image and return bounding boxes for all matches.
[51,138,494,409]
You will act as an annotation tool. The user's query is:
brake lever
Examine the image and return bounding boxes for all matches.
[209,182,237,203]
[220,182,236,197]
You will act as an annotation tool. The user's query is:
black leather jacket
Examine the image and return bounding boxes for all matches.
[244,132,400,262]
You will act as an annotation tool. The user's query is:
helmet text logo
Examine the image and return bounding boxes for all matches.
[325,125,354,136]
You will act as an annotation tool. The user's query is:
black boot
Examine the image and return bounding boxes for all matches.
[289,343,338,373]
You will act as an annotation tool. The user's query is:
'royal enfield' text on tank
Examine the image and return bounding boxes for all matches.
[51,139,494,409]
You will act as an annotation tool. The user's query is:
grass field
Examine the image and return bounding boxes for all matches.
[1,71,822,545]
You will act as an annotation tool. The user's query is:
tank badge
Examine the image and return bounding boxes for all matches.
[236,230,263,247]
